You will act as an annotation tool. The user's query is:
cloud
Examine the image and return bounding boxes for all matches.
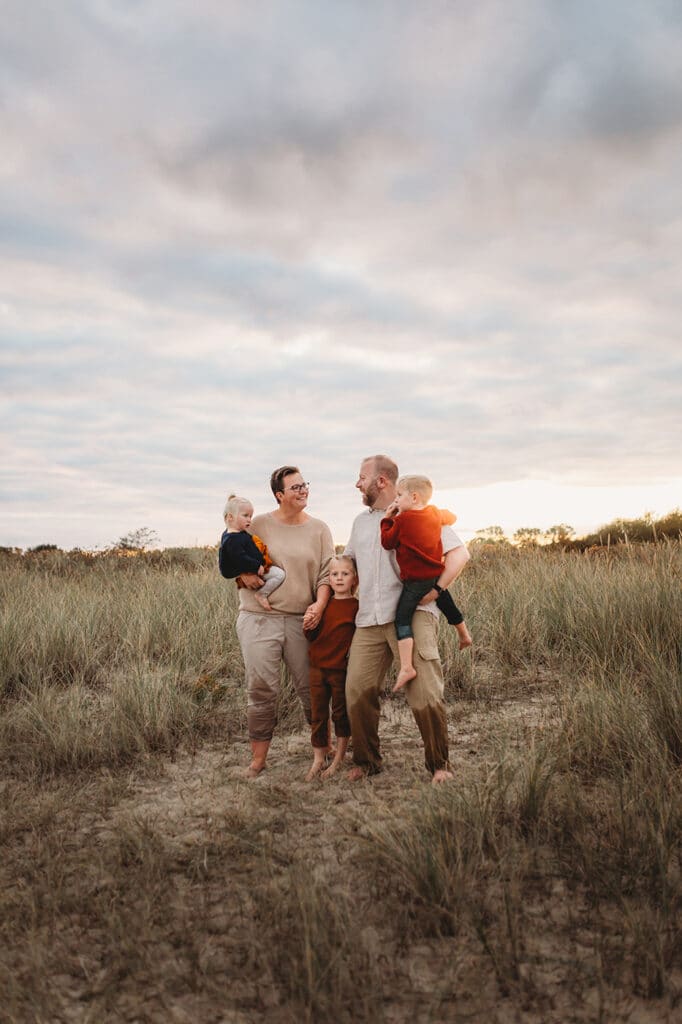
[1,1,681,548]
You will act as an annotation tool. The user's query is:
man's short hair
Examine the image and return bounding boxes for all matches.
[363,454,398,484]
[270,465,300,502]
[398,475,433,504]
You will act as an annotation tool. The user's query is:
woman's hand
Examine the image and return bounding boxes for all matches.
[418,588,438,605]
[240,573,264,590]
[303,601,324,631]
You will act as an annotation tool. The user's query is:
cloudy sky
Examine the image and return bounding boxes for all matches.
[2,0,681,549]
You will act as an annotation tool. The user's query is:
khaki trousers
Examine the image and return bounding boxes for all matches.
[236,611,311,742]
[345,613,450,776]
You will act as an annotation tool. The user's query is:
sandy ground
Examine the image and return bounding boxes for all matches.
[78,686,675,1024]
[6,684,677,1023]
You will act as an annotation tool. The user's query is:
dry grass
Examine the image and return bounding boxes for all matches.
[1,543,680,1021]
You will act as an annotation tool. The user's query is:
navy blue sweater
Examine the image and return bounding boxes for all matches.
[218,530,265,579]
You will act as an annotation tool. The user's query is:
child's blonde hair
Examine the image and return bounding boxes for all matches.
[331,553,357,575]
[397,475,433,504]
[223,493,252,523]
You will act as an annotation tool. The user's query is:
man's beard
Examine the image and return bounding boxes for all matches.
[362,480,380,507]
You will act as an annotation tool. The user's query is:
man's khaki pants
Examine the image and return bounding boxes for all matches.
[345,612,450,775]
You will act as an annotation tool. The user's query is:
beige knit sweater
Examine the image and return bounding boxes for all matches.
[238,512,334,616]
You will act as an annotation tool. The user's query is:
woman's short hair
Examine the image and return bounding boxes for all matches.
[270,465,300,502]
[398,475,433,503]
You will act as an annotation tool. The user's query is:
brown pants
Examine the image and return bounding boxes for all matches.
[345,613,450,776]
[309,666,351,748]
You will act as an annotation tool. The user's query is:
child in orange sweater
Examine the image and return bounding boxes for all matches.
[381,475,472,692]
[303,555,359,780]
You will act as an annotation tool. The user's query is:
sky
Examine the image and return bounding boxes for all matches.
[2,0,681,550]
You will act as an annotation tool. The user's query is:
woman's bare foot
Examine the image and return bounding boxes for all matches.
[392,666,417,692]
[255,593,273,611]
[432,769,454,784]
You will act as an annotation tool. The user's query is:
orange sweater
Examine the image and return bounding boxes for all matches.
[305,597,359,670]
[380,506,457,581]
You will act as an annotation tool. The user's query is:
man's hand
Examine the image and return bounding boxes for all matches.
[240,573,264,590]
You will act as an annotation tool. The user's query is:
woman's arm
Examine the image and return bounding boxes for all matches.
[303,583,331,630]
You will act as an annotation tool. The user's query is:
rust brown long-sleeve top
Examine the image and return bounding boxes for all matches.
[304,597,359,670]
[380,506,457,581]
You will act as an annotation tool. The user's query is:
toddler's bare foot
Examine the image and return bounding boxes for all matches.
[255,594,273,611]
[306,756,326,782]
[432,769,454,784]
[456,623,473,650]
[246,760,266,779]
[392,666,417,692]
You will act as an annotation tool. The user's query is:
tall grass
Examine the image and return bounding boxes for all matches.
[1,542,680,1019]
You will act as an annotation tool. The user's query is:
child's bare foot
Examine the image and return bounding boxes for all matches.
[392,666,417,692]
[456,623,472,650]
[255,593,273,611]
[306,755,326,781]
[246,760,266,779]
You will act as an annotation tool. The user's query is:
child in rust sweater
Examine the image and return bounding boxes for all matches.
[381,475,472,692]
[303,555,358,780]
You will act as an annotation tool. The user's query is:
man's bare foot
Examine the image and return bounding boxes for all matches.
[346,766,367,782]
[392,666,417,692]
[246,760,266,779]
[255,594,273,611]
[432,769,454,784]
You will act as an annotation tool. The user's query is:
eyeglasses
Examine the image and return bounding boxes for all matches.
[286,482,310,493]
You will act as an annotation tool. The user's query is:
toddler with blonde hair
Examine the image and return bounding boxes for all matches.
[381,475,472,691]
[219,494,286,611]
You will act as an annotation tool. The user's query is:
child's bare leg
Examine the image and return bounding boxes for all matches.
[393,637,417,691]
[306,747,327,782]
[254,592,273,611]
[456,621,472,650]
[321,736,349,778]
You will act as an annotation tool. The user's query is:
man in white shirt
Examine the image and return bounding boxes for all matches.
[344,455,470,783]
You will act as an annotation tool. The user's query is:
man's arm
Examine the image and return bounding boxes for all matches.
[418,543,470,605]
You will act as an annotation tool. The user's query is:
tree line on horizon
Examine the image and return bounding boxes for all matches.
[2,509,681,558]
[474,507,682,550]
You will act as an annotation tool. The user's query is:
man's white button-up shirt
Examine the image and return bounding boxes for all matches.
[344,507,464,628]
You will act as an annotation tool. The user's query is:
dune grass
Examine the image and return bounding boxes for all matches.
[1,542,680,1020]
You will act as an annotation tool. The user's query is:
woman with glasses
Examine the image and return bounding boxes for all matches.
[235,466,334,777]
